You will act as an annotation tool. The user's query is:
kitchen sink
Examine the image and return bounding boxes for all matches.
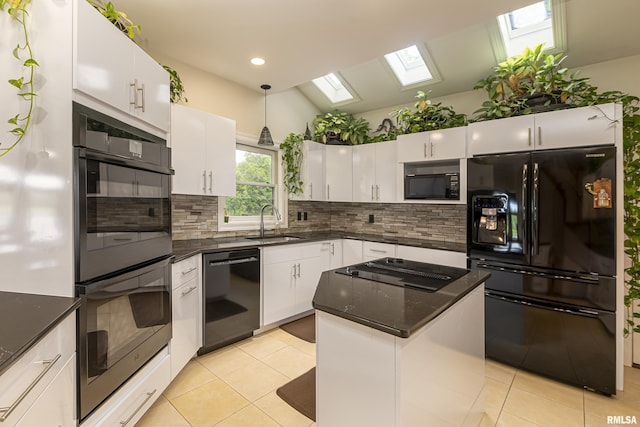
[245,235,302,244]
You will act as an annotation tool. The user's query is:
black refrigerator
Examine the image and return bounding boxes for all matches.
[467,145,617,395]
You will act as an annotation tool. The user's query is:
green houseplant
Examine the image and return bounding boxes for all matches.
[280,133,304,195]
[163,65,188,104]
[1,0,37,158]
[86,0,140,40]
[472,44,591,121]
[312,110,370,145]
[394,90,467,134]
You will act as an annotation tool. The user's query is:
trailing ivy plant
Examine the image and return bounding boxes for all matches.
[0,0,37,158]
[280,133,304,195]
[86,0,140,40]
[163,65,187,104]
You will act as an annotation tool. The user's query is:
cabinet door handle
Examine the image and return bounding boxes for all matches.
[376,185,380,200]
[430,142,434,157]
[181,285,197,296]
[137,83,146,112]
[309,183,313,199]
[528,127,532,146]
[424,142,428,158]
[292,264,297,278]
[370,248,387,253]
[209,171,213,193]
[119,389,157,426]
[181,266,197,275]
[537,126,542,146]
[203,171,207,193]
[327,184,330,200]
[371,185,374,201]
[297,263,301,278]
[0,353,61,422]
[331,243,335,255]
[129,80,138,109]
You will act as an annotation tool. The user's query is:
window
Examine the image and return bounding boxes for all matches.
[312,72,355,104]
[220,143,282,230]
[497,0,556,57]
[384,45,436,87]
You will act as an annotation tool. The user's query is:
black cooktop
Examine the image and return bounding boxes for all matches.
[335,257,469,292]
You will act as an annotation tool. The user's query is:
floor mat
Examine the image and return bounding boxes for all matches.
[276,367,316,421]
[279,314,315,343]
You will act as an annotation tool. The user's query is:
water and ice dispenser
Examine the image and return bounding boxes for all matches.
[471,195,509,245]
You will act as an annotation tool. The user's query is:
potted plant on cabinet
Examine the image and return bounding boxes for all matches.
[393,90,467,134]
[280,132,304,196]
[312,110,370,145]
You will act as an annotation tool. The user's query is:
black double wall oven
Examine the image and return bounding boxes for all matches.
[467,146,617,395]
[73,103,173,421]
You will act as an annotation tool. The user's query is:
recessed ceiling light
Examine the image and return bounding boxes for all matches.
[251,57,265,66]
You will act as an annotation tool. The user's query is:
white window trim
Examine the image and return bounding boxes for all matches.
[217,132,288,233]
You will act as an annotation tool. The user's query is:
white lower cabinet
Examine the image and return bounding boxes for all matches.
[320,240,343,270]
[262,243,324,325]
[363,241,396,261]
[0,313,76,426]
[15,354,76,427]
[81,348,170,427]
[170,255,202,380]
[342,239,363,266]
[395,245,467,268]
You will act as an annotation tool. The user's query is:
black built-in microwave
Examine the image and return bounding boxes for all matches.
[404,172,460,200]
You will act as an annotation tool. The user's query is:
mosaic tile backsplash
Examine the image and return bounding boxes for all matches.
[172,195,466,244]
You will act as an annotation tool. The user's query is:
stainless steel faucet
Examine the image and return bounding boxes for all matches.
[260,203,281,238]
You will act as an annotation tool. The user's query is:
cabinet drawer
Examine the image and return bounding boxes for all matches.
[85,348,170,426]
[262,243,321,265]
[0,313,75,424]
[172,255,200,289]
[362,242,395,260]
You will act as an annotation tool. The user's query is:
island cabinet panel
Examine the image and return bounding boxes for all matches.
[170,104,236,196]
[467,103,618,156]
[316,285,485,427]
[397,127,466,163]
[170,255,202,380]
[262,243,324,325]
[0,313,76,426]
[74,0,170,132]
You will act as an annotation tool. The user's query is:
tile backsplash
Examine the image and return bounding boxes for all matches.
[172,195,466,243]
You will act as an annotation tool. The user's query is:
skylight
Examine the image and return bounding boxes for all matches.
[312,73,354,104]
[384,45,434,87]
[497,0,554,57]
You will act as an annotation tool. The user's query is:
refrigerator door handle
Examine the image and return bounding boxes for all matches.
[485,292,600,319]
[532,162,539,255]
[522,163,528,254]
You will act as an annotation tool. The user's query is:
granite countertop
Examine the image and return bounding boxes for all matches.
[312,266,489,338]
[0,292,81,376]
[172,230,466,262]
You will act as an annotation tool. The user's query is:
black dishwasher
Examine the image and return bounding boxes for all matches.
[199,248,261,354]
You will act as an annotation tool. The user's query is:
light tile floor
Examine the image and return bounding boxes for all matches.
[137,327,640,426]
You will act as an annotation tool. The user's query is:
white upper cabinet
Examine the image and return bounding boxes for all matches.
[468,103,618,156]
[325,145,353,202]
[353,140,398,202]
[74,0,170,132]
[170,104,236,196]
[397,127,466,163]
[292,141,326,201]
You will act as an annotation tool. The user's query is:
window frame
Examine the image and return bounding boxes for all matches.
[217,134,287,232]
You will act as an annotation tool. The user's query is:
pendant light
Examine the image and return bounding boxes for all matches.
[258,84,274,146]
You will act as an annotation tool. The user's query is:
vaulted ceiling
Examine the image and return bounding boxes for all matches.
[123,0,640,114]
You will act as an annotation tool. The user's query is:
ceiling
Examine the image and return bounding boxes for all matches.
[124,0,640,114]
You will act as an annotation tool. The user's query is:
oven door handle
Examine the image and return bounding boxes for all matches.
[208,257,258,267]
[77,147,173,175]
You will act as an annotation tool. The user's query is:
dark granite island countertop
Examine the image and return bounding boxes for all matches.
[312,265,490,338]
[0,292,81,376]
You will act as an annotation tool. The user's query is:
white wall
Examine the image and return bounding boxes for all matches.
[148,52,320,143]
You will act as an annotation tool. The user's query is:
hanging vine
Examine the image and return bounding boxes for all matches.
[1,0,37,158]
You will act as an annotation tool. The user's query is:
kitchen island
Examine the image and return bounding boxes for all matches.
[312,259,489,427]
